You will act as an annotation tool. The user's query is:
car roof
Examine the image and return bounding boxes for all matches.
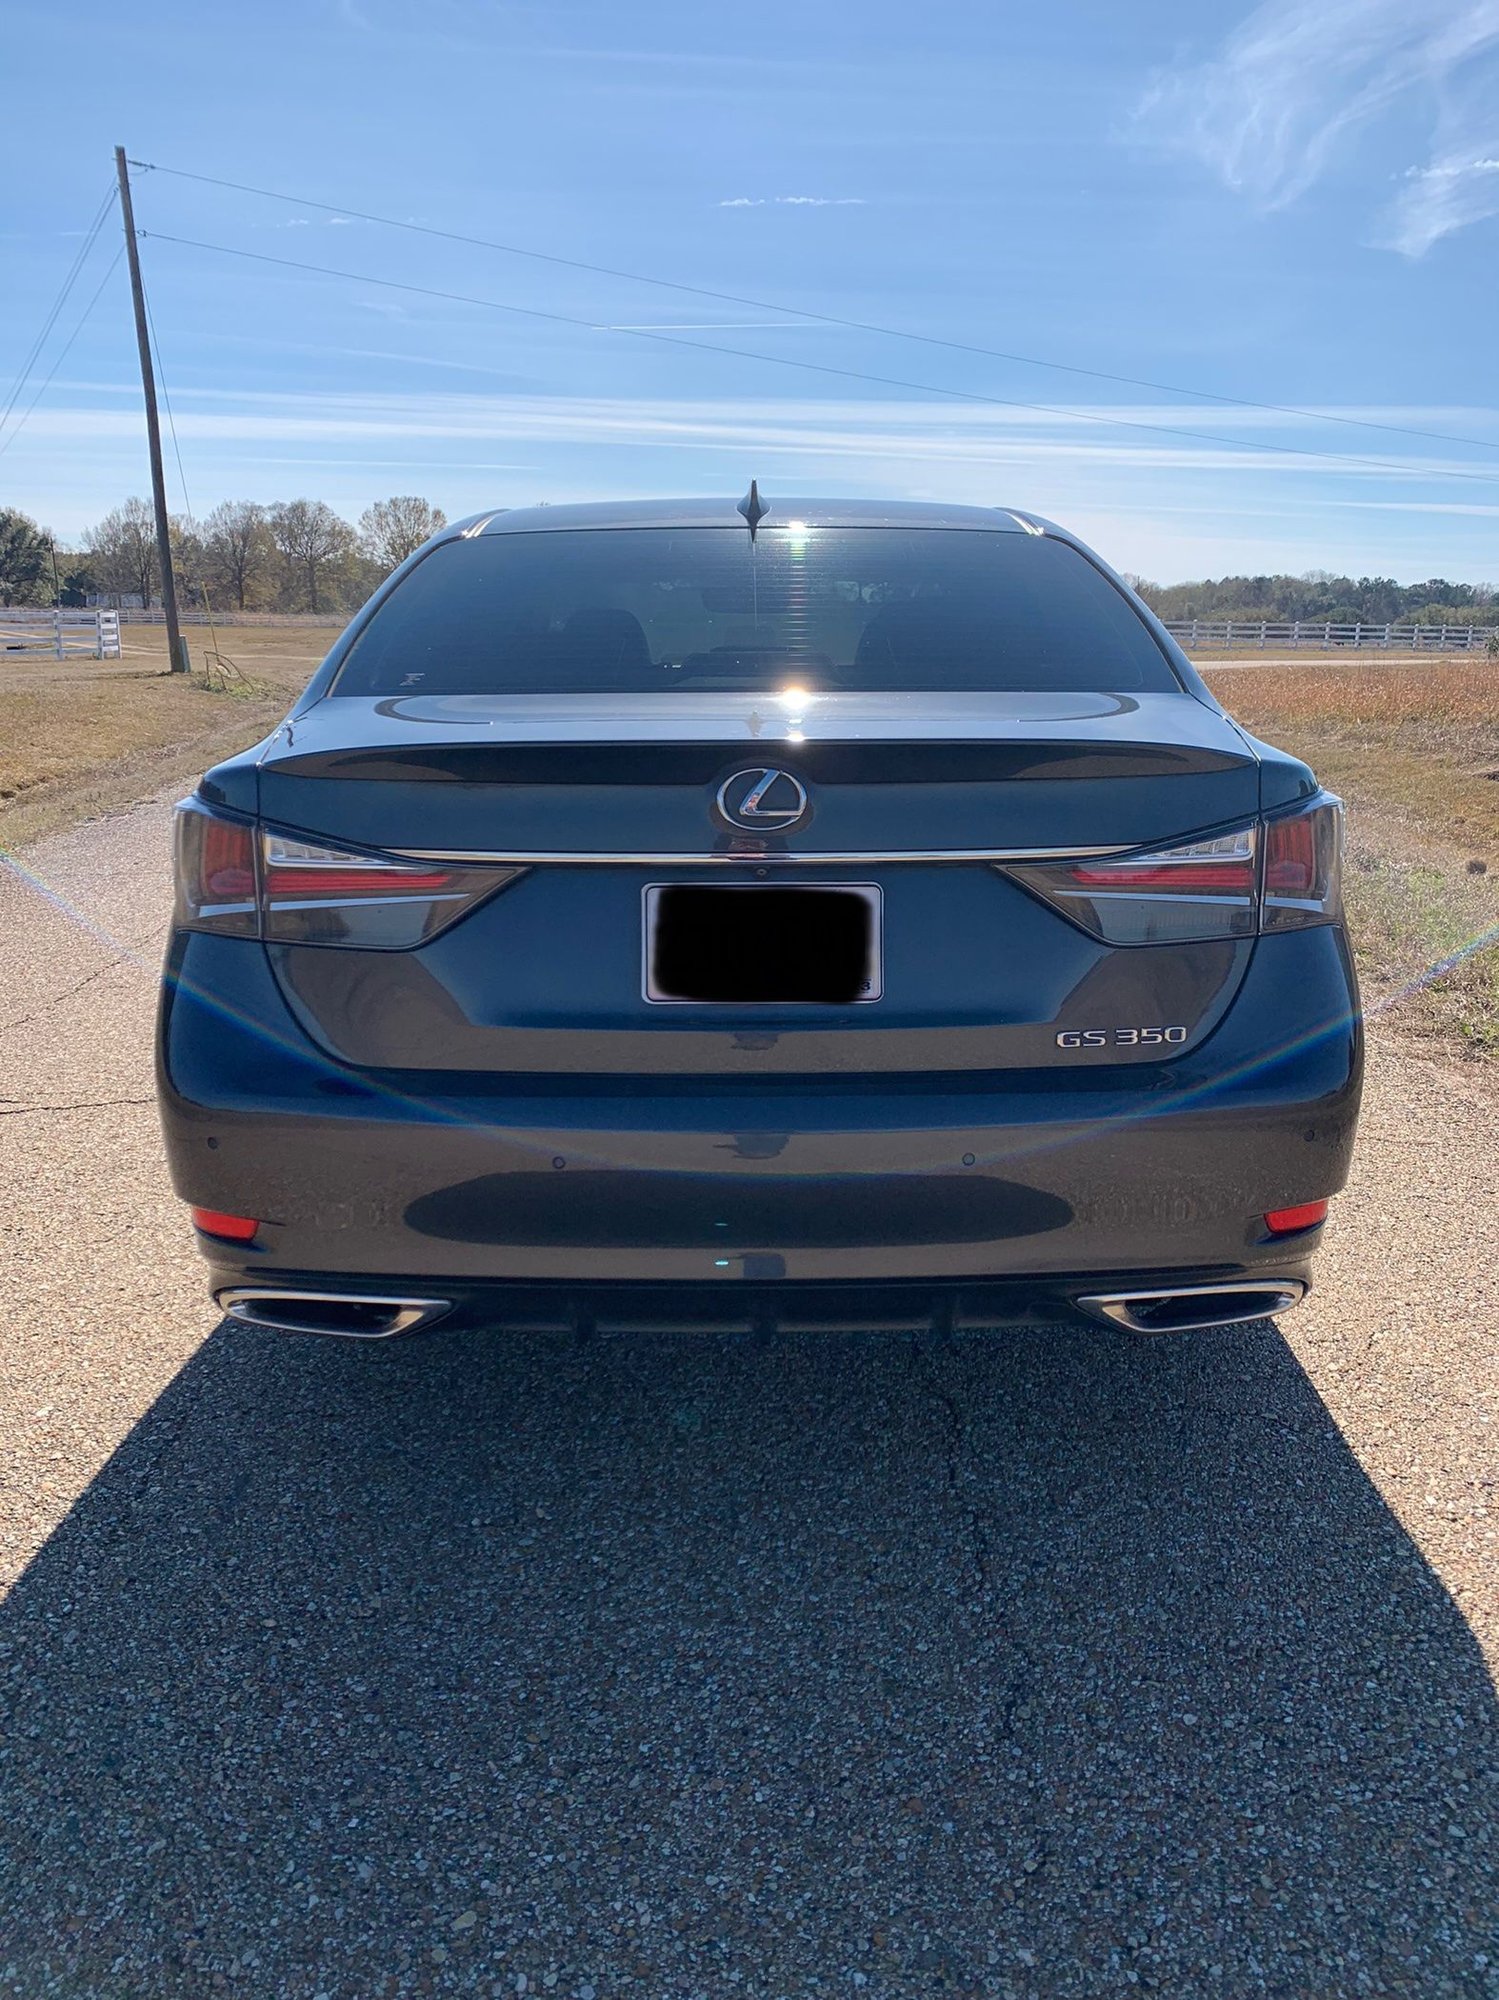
[445,497,1043,537]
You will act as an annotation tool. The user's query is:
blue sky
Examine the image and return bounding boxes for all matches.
[4,0,1499,582]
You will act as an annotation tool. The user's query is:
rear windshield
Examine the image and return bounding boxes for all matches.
[334,526,1178,696]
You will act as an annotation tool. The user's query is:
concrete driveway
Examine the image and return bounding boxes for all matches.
[1,797,1494,1998]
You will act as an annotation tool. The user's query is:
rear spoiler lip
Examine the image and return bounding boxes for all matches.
[257,736,1255,784]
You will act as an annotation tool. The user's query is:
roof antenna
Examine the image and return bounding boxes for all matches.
[737,480,770,541]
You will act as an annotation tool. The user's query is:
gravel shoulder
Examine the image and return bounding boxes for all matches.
[0,796,1494,1998]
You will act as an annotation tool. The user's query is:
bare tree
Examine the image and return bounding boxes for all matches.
[268,499,357,614]
[359,495,447,573]
[84,496,158,607]
[203,500,273,611]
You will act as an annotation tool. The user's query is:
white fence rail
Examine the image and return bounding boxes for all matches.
[0,609,121,660]
[1163,618,1499,652]
[114,609,339,627]
[37,605,1499,656]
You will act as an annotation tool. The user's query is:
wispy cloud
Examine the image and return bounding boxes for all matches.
[1387,146,1499,253]
[18,386,1499,575]
[22,386,1499,489]
[718,196,866,208]
[1135,0,1499,254]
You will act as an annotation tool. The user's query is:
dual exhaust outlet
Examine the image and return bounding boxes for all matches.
[217,1280,1306,1341]
[218,1290,453,1339]
[1075,1281,1306,1334]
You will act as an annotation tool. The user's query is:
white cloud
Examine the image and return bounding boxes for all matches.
[718,196,865,208]
[1135,0,1499,254]
[16,385,1499,575]
[1387,147,1499,252]
[19,384,1499,485]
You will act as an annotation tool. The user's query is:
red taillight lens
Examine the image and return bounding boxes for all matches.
[1069,855,1257,894]
[1001,795,1344,947]
[1263,814,1315,897]
[191,1207,260,1242]
[1265,1199,1330,1234]
[1006,828,1258,943]
[200,816,256,899]
[172,801,524,950]
[262,867,454,898]
[1261,798,1343,929]
[173,801,258,936]
[260,832,521,949]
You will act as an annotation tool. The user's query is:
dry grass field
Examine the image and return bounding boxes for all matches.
[1203,658,1499,1057]
[4,631,1495,1056]
[0,625,340,848]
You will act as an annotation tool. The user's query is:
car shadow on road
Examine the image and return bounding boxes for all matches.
[0,1318,1492,1997]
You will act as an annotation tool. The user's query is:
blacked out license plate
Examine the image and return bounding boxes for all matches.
[644,884,883,1004]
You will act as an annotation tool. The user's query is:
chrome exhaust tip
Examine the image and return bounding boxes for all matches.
[216,1289,453,1340]
[1076,1281,1306,1335]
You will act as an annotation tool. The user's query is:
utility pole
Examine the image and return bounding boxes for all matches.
[114,146,188,673]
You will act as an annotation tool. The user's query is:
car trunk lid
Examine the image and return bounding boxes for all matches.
[257,690,1257,857]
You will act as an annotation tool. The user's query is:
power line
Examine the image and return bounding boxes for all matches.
[0,182,115,436]
[0,246,125,462]
[129,156,1499,458]
[145,283,233,679]
[142,286,196,521]
[140,228,1499,489]
[0,183,117,449]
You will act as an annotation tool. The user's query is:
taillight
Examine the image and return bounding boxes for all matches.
[1006,828,1257,943]
[261,832,520,948]
[173,801,259,936]
[1001,794,1343,945]
[172,801,523,949]
[1261,796,1343,930]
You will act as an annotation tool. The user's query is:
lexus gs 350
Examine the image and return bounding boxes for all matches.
[157,496,1361,1341]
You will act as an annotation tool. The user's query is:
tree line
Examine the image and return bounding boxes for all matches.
[3,501,1496,628]
[1132,569,1497,627]
[0,496,446,613]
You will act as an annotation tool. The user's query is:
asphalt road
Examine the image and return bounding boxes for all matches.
[1,797,1495,1999]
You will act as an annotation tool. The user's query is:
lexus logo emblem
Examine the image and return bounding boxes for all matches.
[715,767,810,831]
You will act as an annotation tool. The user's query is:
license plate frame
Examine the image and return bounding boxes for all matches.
[643,882,884,1005]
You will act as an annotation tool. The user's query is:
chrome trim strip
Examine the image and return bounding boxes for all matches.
[392,844,1132,866]
[218,1289,452,1339]
[1076,1281,1306,1334]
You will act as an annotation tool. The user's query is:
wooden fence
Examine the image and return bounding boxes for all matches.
[113,609,337,627]
[42,606,1499,657]
[0,609,121,660]
[1162,619,1499,652]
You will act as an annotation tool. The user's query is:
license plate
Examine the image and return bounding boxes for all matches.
[644,884,883,1004]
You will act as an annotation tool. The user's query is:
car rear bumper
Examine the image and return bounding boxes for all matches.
[158,925,1361,1292]
[205,1268,1316,1339]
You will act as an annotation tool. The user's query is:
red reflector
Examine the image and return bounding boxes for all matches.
[191,1207,260,1242]
[1265,1199,1329,1235]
